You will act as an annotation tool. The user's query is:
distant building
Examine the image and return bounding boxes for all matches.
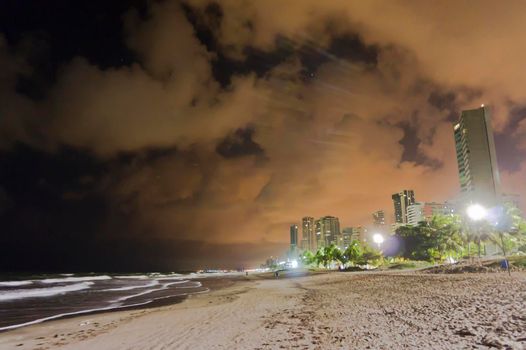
[407,202,448,226]
[406,203,423,226]
[352,226,368,243]
[372,210,386,227]
[453,106,500,206]
[341,227,355,248]
[315,216,341,248]
[290,224,298,248]
[392,190,415,224]
[301,216,316,251]
[391,223,404,234]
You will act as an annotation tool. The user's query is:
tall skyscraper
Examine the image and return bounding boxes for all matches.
[315,219,323,248]
[454,106,500,205]
[372,210,386,227]
[392,190,415,224]
[315,216,341,247]
[289,224,298,251]
[301,217,316,251]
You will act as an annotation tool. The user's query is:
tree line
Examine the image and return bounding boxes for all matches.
[299,203,526,269]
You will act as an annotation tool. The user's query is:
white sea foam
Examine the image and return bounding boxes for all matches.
[0,287,210,332]
[115,275,149,280]
[40,275,112,284]
[0,282,93,301]
[176,281,202,288]
[0,281,33,287]
[155,276,188,281]
[150,273,183,278]
[102,280,160,292]
[113,281,189,302]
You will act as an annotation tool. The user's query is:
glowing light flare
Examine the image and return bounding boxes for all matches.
[372,233,384,245]
[466,204,487,221]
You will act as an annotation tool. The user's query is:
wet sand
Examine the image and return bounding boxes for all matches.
[0,271,524,349]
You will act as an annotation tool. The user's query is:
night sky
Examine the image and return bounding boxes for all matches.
[1,0,525,272]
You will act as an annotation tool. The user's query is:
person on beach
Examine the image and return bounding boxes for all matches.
[274,270,279,278]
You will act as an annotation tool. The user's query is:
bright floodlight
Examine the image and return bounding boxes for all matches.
[467,204,487,221]
[372,233,384,245]
[290,260,298,269]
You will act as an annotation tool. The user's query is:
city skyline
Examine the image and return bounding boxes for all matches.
[288,105,519,247]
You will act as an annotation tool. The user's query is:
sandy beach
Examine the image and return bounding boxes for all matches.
[0,271,524,349]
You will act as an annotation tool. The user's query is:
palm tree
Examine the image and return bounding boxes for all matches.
[429,215,463,261]
[314,248,325,268]
[358,244,382,266]
[488,203,526,256]
[300,250,316,266]
[331,246,350,268]
[344,240,363,266]
[323,244,339,268]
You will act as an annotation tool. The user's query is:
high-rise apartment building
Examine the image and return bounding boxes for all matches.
[406,202,448,226]
[315,216,341,247]
[392,190,415,224]
[454,106,500,205]
[290,224,298,250]
[301,217,316,251]
[406,203,423,226]
[372,210,386,227]
[353,226,368,243]
[341,227,354,248]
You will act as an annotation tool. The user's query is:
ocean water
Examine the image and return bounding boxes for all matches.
[0,272,239,331]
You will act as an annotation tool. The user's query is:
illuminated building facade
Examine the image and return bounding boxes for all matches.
[454,106,500,205]
[372,210,386,227]
[407,202,448,226]
[290,224,298,252]
[392,190,415,224]
[315,216,341,248]
[341,227,354,248]
[301,216,316,251]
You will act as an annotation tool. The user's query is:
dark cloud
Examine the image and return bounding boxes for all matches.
[1,0,526,271]
[428,91,456,113]
[327,33,378,66]
[398,121,443,169]
[216,127,265,159]
[0,0,145,69]
[494,105,526,173]
[183,2,295,87]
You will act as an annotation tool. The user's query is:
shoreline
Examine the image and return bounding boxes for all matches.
[1,271,524,349]
[0,274,247,333]
[0,275,257,349]
[0,270,320,333]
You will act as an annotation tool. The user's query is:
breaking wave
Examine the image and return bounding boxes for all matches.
[0,282,93,301]
[41,275,112,284]
[0,281,33,287]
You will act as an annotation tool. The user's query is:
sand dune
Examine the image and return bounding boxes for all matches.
[0,271,524,349]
